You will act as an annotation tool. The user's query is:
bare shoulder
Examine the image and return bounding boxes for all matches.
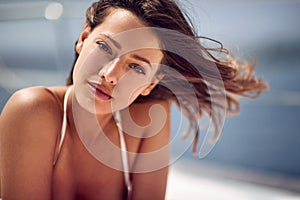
[128,100,171,153]
[129,100,171,125]
[0,86,67,199]
[130,100,171,200]
[0,86,65,148]
[2,86,63,113]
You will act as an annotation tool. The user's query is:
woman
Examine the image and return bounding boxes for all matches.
[0,0,268,199]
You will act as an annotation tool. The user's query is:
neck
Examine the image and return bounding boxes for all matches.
[68,88,115,136]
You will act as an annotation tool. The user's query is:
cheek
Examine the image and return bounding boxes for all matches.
[118,70,156,97]
[112,87,145,111]
[117,80,148,97]
[128,86,147,103]
[73,48,111,83]
[72,64,80,83]
[72,49,88,83]
[73,40,101,82]
[112,77,150,107]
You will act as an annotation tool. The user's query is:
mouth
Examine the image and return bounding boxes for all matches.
[87,81,112,100]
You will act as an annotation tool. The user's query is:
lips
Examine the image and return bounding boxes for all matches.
[87,81,112,100]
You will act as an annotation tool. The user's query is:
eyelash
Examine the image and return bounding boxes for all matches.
[97,41,145,75]
[97,41,112,55]
[129,64,145,75]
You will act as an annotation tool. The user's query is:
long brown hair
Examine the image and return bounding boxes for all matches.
[66,0,268,154]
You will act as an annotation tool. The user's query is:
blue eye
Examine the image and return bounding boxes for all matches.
[97,41,112,55]
[129,64,145,75]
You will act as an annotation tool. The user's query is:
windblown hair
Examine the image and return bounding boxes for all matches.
[66,0,268,154]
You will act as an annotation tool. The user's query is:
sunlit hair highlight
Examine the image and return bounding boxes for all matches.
[66,0,269,154]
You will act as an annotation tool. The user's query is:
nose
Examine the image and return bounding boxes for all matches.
[99,59,120,85]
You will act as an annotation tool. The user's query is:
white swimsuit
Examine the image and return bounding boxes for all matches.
[54,87,132,199]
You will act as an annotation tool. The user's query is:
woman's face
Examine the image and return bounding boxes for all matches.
[73,9,164,114]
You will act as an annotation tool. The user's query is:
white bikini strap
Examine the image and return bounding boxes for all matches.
[53,86,72,165]
[114,111,132,198]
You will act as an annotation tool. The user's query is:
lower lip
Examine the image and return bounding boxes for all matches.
[87,83,111,101]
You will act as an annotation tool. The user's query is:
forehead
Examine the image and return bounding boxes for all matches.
[90,9,163,61]
[97,8,147,33]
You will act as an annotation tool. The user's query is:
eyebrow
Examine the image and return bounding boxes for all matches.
[99,33,152,68]
[131,54,152,68]
[99,33,121,49]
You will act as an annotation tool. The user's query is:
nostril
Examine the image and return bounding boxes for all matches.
[100,74,115,84]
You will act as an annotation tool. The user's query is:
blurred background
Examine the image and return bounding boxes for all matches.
[0,0,300,199]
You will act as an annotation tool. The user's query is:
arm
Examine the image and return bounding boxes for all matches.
[130,101,171,200]
[0,87,61,200]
